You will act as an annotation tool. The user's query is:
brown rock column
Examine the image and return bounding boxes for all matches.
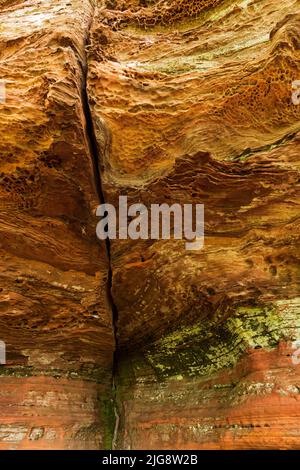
[88,0,300,449]
[0,0,114,449]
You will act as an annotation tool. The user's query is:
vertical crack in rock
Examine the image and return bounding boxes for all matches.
[81,11,120,450]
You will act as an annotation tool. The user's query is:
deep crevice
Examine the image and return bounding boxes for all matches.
[81,12,120,450]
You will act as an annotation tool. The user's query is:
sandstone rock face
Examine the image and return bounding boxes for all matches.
[0,0,114,449]
[88,0,300,449]
[0,0,300,450]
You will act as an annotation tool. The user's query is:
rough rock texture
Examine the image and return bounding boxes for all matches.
[1,0,300,450]
[0,0,114,449]
[87,0,300,449]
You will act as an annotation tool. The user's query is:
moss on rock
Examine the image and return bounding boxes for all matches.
[143,299,300,379]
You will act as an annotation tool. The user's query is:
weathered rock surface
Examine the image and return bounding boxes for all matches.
[1,0,300,450]
[88,0,300,449]
[0,0,114,449]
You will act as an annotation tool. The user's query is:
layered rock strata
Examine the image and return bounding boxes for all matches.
[0,0,114,449]
[88,0,300,449]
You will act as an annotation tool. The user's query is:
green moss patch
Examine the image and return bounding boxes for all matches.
[143,299,300,379]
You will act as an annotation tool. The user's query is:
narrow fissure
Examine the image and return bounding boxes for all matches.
[81,14,121,450]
